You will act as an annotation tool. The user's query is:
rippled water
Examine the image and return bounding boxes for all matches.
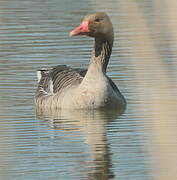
[0,0,177,180]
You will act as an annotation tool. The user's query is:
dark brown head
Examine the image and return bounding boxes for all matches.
[70,12,114,41]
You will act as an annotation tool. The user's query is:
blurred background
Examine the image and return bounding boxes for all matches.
[0,0,176,180]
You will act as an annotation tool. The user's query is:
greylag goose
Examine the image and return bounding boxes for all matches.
[35,12,126,109]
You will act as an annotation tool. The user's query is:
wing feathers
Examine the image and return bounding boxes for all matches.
[36,65,85,97]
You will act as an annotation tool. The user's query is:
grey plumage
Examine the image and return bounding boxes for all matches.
[36,65,84,98]
[35,12,126,109]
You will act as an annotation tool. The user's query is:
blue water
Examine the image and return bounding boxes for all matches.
[0,0,177,180]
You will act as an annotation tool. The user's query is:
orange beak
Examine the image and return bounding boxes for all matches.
[70,21,89,36]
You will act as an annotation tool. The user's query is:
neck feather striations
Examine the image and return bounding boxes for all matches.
[91,36,113,73]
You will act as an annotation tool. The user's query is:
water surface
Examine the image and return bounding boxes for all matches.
[0,0,177,180]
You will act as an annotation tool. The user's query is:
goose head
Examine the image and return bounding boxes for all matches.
[70,12,114,41]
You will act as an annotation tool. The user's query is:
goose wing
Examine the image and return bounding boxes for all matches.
[36,65,86,97]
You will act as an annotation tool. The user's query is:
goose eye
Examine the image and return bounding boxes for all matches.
[95,18,100,22]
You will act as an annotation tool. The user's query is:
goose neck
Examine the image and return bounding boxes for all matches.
[91,37,113,73]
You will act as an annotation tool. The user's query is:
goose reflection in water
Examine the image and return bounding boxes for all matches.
[36,107,125,180]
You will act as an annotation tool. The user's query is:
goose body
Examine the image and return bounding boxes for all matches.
[35,12,126,109]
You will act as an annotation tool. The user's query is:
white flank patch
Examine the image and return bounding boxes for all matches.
[37,71,42,82]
